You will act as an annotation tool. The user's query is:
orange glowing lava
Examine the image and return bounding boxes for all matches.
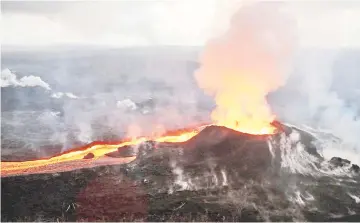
[0,125,204,176]
[0,121,281,177]
[0,122,279,177]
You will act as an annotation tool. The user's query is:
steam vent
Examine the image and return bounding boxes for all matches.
[2,123,360,221]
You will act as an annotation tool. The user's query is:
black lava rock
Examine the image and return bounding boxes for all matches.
[137,141,156,158]
[2,125,360,222]
[330,157,351,167]
[351,164,360,173]
[105,145,137,158]
[83,153,95,159]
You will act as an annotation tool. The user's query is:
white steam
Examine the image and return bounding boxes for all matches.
[116,99,137,111]
[1,68,51,90]
[273,51,360,164]
[1,68,80,100]
[51,92,79,99]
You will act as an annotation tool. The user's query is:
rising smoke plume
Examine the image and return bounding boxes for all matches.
[194,2,296,134]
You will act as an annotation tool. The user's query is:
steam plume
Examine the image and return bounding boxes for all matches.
[1,68,51,90]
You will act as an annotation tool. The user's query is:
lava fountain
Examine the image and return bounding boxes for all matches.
[194,3,295,135]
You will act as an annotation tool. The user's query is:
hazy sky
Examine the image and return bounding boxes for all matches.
[1,0,360,48]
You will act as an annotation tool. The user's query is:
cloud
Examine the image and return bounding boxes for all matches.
[284,2,360,48]
[2,1,359,48]
[1,1,217,47]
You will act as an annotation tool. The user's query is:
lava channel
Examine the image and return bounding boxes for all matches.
[1,122,280,177]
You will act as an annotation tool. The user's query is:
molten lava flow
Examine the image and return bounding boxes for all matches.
[1,126,203,176]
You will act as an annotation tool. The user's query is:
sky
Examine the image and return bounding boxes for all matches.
[1,0,360,48]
